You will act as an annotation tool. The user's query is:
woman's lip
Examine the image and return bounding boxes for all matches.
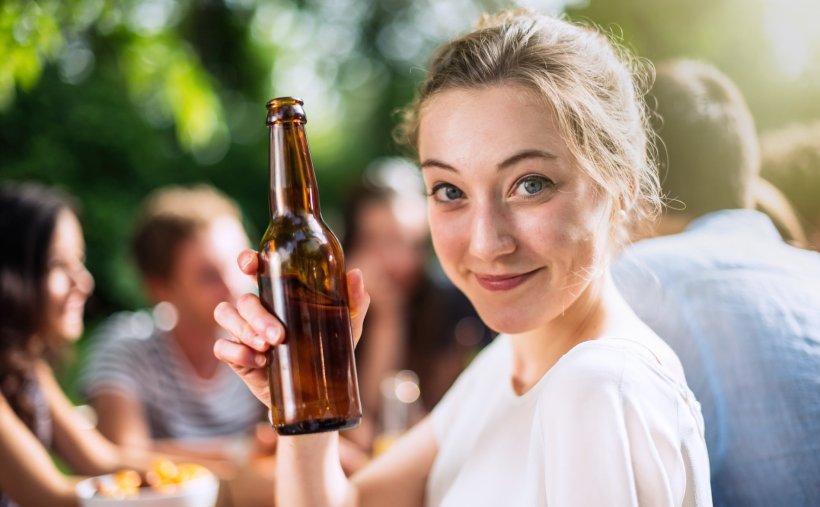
[473,269,540,291]
[63,299,86,314]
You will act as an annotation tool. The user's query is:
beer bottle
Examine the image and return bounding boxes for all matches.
[258,97,362,435]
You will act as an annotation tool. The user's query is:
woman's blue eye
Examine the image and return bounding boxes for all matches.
[431,184,464,202]
[515,176,553,196]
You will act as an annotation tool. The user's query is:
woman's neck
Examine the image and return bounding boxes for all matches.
[507,271,620,395]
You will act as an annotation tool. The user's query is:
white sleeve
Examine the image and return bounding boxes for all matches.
[527,343,687,507]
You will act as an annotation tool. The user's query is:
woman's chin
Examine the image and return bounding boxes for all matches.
[58,318,85,342]
[477,311,538,335]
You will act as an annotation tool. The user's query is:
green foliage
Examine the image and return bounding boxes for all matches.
[121,34,228,157]
[2,0,820,322]
[0,1,64,105]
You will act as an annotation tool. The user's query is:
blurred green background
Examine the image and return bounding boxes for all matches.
[3,0,820,320]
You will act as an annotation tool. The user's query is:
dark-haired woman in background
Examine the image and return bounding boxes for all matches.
[0,182,150,507]
[340,160,493,451]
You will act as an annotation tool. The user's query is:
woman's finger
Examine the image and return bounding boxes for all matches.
[213,337,267,369]
[213,339,272,407]
[235,293,284,346]
[214,300,270,352]
[238,249,260,276]
[347,269,370,347]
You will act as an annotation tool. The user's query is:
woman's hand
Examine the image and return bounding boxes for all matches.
[213,249,370,407]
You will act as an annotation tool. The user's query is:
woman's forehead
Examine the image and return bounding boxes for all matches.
[417,85,568,164]
[50,210,84,252]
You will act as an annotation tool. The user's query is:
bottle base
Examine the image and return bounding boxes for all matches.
[275,416,361,435]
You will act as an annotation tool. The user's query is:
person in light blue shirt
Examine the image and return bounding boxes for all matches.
[614,59,820,507]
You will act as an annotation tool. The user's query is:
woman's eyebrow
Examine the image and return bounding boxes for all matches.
[420,158,457,172]
[498,149,557,170]
[420,149,556,173]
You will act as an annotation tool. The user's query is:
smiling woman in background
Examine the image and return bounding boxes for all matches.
[212,9,712,506]
[341,160,493,451]
[0,182,155,507]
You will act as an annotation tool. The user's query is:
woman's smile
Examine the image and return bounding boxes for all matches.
[472,268,543,291]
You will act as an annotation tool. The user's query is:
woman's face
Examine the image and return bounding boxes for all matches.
[42,210,94,342]
[417,84,614,334]
[354,201,427,293]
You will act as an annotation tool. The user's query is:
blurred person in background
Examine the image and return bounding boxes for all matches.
[751,176,808,248]
[79,184,277,505]
[0,182,155,507]
[341,158,493,451]
[761,120,820,251]
[614,59,820,507]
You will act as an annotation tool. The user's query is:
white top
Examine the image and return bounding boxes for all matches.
[427,335,712,507]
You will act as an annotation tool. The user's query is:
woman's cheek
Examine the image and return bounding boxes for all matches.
[47,270,72,300]
[429,213,456,258]
[429,215,467,283]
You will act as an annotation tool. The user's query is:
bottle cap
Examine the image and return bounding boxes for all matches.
[266,97,307,125]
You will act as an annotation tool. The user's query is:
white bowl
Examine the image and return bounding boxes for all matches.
[76,472,219,507]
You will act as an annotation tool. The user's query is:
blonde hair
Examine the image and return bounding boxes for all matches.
[132,184,243,279]
[396,10,660,240]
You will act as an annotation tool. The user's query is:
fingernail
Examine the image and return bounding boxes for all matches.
[241,254,253,269]
[253,336,266,349]
[266,327,279,344]
[255,354,267,367]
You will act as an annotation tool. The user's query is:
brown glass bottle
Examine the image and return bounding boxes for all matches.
[258,97,361,435]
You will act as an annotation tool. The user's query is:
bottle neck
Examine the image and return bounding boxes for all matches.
[268,122,321,217]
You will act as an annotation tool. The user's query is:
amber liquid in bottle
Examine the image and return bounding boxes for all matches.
[258,97,361,435]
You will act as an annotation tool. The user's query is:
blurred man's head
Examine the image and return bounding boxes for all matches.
[651,60,760,220]
[761,121,820,250]
[132,185,250,331]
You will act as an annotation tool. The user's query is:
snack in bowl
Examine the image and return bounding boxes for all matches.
[76,460,219,507]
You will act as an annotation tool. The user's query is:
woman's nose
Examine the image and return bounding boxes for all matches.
[73,264,95,295]
[467,205,515,262]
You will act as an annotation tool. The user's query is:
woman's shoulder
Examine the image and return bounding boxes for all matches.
[541,337,687,407]
[531,337,703,451]
[541,340,630,399]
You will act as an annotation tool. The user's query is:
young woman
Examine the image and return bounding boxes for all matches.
[213,10,712,506]
[0,182,149,507]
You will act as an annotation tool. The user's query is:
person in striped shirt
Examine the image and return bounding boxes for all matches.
[80,185,273,483]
